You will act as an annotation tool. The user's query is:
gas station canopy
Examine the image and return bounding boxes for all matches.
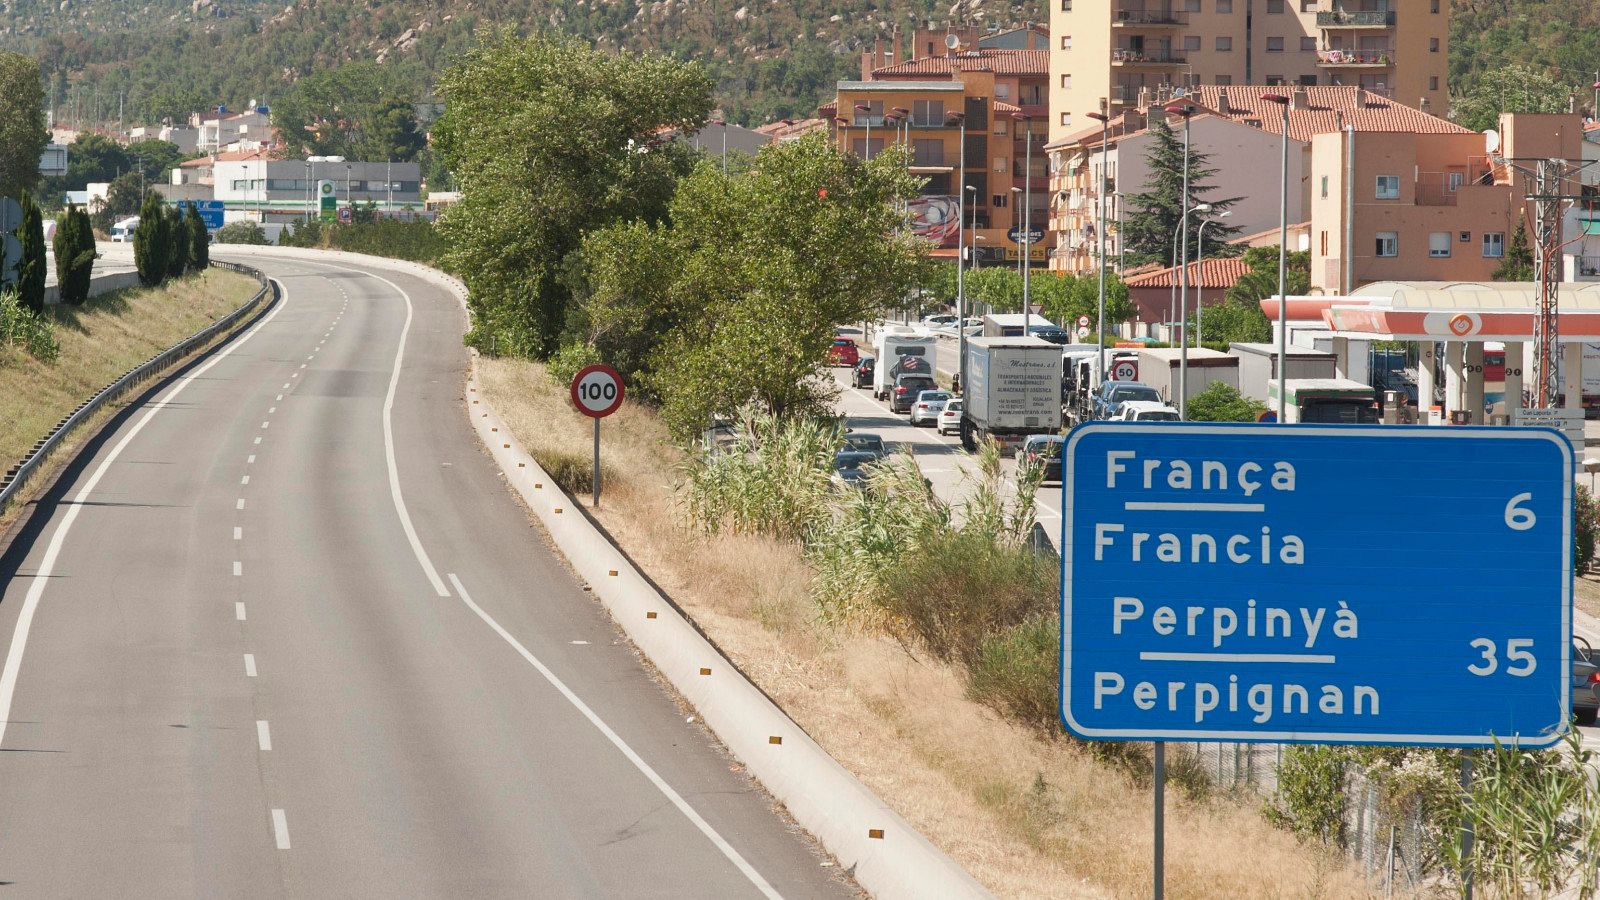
[1272,282,1600,341]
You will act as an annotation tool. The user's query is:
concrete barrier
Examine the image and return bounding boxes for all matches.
[215,245,992,899]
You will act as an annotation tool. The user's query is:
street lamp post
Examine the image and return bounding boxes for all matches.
[855,104,874,159]
[304,160,311,224]
[1165,102,1195,418]
[1014,112,1034,334]
[345,163,352,216]
[950,112,969,396]
[1195,210,1232,347]
[1264,92,1292,422]
[1087,106,1111,388]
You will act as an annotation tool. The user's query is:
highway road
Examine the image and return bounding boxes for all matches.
[0,251,851,896]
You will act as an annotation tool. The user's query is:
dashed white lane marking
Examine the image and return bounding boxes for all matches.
[271,810,290,850]
[0,278,289,749]
[233,561,242,577]
[254,437,262,445]
[244,654,257,677]
[445,573,779,898]
[260,421,269,429]
[275,394,282,401]
[256,720,271,751]
[305,356,313,362]
[235,603,246,621]
[240,475,250,485]
[247,455,256,464]
[298,365,305,370]
[267,407,276,414]
[281,383,289,390]
[236,498,246,510]
[233,527,242,540]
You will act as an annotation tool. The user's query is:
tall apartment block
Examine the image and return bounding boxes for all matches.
[1047,0,1449,143]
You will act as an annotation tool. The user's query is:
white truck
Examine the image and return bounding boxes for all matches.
[1136,347,1240,409]
[871,326,939,400]
[1266,378,1379,423]
[961,336,1064,451]
[109,217,140,242]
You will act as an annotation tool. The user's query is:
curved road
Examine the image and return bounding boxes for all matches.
[0,251,851,897]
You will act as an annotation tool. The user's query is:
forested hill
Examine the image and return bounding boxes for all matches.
[1450,1,1600,100]
[0,0,1035,127]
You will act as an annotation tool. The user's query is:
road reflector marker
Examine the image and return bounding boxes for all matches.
[517,462,525,468]
[554,507,563,514]
[646,611,658,619]
[769,736,783,745]
[491,427,498,432]
[534,483,543,489]
[699,667,712,676]
[868,829,885,840]
[503,443,510,449]
[607,570,618,577]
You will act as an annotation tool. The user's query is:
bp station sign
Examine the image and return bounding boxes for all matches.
[1060,423,1572,748]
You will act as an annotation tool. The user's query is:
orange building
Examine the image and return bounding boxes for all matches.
[825,43,1053,266]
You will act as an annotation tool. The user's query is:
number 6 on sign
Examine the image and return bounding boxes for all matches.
[1505,492,1536,531]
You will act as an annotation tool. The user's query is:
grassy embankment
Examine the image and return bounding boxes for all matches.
[477,355,1369,899]
[0,269,258,527]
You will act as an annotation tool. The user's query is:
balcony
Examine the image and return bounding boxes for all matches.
[1317,49,1394,67]
[1316,9,1395,28]
[1110,85,1142,105]
[1113,7,1187,27]
[1113,49,1188,66]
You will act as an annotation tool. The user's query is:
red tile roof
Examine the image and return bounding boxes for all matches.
[993,100,1021,115]
[873,49,1048,78]
[1124,256,1252,290]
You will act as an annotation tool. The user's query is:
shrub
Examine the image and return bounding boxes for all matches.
[132,192,167,286]
[1187,381,1267,422]
[967,614,1060,732]
[529,447,617,498]
[186,203,209,269]
[680,408,838,541]
[546,341,603,387]
[16,192,45,312]
[164,204,188,278]
[51,204,95,305]
[214,221,269,245]
[1578,484,1597,573]
[0,288,58,361]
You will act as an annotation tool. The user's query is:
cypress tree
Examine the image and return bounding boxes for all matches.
[186,204,209,270]
[1120,115,1245,268]
[165,204,188,278]
[52,202,96,305]
[16,191,45,312]
[133,191,167,287]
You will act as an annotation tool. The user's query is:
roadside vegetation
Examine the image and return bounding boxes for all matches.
[281,215,444,264]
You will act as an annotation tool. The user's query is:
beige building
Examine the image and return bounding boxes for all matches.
[1048,0,1449,146]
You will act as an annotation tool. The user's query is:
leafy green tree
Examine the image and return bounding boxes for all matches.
[61,133,133,190]
[1578,484,1598,573]
[53,204,96,305]
[1186,382,1267,422]
[126,140,187,184]
[1454,64,1572,133]
[1493,219,1535,281]
[577,135,925,439]
[215,221,270,245]
[1185,245,1309,345]
[966,266,1024,313]
[16,193,47,312]
[186,203,209,270]
[164,204,189,278]
[1121,115,1244,268]
[271,62,425,162]
[133,191,169,287]
[434,32,715,358]
[94,172,145,231]
[0,52,48,201]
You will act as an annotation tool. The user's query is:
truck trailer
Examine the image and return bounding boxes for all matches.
[1135,347,1240,409]
[961,336,1064,451]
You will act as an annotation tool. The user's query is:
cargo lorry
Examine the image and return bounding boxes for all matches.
[961,336,1064,451]
[1266,378,1379,423]
[1136,347,1240,408]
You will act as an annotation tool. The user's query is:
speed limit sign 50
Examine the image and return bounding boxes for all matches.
[1110,359,1139,382]
[570,364,625,418]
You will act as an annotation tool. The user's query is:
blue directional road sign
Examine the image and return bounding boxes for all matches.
[1061,423,1572,748]
[190,200,225,231]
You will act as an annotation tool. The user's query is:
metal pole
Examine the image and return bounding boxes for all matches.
[1178,112,1191,420]
[1197,218,1213,347]
[722,122,728,174]
[1276,102,1290,421]
[1460,750,1475,900]
[1154,742,1166,900]
[592,417,602,507]
[956,116,968,397]
[1096,108,1109,380]
[1023,120,1033,330]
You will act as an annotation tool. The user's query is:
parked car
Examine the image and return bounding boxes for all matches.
[909,389,953,427]
[842,432,887,459]
[891,373,938,414]
[853,357,876,389]
[1029,327,1074,346]
[1093,380,1163,419]
[937,398,965,435]
[828,338,860,367]
[833,449,879,489]
[921,313,959,329]
[1120,400,1182,422]
[1575,637,1599,726]
[1015,434,1064,483]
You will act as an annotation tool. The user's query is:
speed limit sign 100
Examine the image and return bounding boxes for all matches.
[570,364,625,418]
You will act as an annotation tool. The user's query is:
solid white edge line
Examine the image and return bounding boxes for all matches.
[445,573,781,900]
[0,278,287,749]
[271,809,290,849]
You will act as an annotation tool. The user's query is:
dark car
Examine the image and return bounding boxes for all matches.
[842,432,887,459]
[1015,434,1064,483]
[828,338,860,367]
[853,357,876,389]
[833,449,879,489]
[891,373,938,414]
[1029,327,1074,346]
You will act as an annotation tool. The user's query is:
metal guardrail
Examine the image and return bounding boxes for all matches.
[0,261,274,515]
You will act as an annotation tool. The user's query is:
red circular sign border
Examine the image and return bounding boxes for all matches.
[570,363,626,418]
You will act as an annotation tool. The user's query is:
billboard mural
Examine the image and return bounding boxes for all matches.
[908,195,960,248]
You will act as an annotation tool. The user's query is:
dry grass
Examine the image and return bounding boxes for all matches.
[0,270,258,526]
[1577,575,1600,622]
[476,355,1371,899]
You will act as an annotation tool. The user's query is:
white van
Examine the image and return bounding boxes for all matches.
[109,216,140,242]
[871,326,939,400]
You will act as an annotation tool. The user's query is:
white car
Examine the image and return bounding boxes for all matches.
[937,398,964,435]
[921,313,958,329]
[1120,400,1182,422]
[909,389,953,427]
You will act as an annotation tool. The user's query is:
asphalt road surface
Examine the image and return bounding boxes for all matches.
[0,252,851,897]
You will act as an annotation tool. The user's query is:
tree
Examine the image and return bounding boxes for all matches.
[133,191,169,287]
[271,62,425,162]
[1120,115,1244,268]
[1186,382,1266,422]
[1493,219,1535,281]
[126,140,187,184]
[95,172,145,231]
[1186,245,1310,345]
[53,204,96,305]
[434,33,715,358]
[186,203,209,270]
[60,133,133,189]
[1454,64,1571,133]
[16,193,47,312]
[215,221,270,245]
[0,51,48,202]
[165,204,189,278]
[576,135,925,439]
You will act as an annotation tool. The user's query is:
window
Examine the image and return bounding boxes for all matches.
[1300,0,1314,9]
[912,99,944,126]
[1431,0,1439,10]
[1060,74,1072,89]
[1375,175,1400,199]
[1215,36,1233,51]
[1459,231,1471,243]
[1430,38,1440,53]
[913,139,945,166]
[994,157,1007,173]
[1320,231,1328,255]
[1430,76,1439,91]
[1265,76,1285,86]
[1266,37,1285,52]
[1217,0,1231,10]
[1061,35,1072,50]
[1184,35,1201,51]
[1266,0,1284,12]
[1215,75,1232,85]
[1301,37,1317,51]
[1429,232,1451,258]
[1060,112,1072,127]
[1060,0,1070,8]
[1183,0,1200,10]
[1376,232,1398,257]
[1299,74,1318,86]
[1483,232,1505,258]
[1321,175,1329,198]
[993,193,1008,208]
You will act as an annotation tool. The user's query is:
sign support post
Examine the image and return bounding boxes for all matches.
[570,363,625,510]
[1460,750,1475,900]
[1153,742,1165,900]
[592,417,602,508]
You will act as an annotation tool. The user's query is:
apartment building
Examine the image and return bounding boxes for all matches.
[826,46,1053,265]
[1047,0,1449,146]
[1048,85,1465,275]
